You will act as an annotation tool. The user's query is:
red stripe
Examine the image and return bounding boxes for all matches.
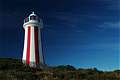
[34,27,39,64]
[26,27,31,64]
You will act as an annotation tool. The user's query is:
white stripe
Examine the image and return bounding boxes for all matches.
[22,28,28,61]
[30,27,36,63]
[38,28,44,64]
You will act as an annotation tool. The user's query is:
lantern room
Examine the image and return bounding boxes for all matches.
[23,12,43,29]
[24,12,39,23]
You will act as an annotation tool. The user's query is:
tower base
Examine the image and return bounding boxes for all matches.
[22,60,46,69]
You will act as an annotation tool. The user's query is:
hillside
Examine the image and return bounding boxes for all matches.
[0,58,119,80]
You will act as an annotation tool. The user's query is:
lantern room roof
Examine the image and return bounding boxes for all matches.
[29,11,37,17]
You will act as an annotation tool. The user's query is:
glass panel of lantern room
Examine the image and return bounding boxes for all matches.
[30,16,33,20]
[33,16,36,20]
[30,16,37,20]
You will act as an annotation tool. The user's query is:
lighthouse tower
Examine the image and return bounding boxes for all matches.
[22,12,44,67]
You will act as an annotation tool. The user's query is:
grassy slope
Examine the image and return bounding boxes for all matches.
[0,58,119,80]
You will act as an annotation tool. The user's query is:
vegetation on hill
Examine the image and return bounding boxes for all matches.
[0,58,119,80]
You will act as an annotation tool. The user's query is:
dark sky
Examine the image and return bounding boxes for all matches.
[0,0,119,70]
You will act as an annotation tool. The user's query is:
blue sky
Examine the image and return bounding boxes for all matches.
[0,0,119,71]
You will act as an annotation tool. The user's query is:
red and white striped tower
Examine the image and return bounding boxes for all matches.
[22,12,45,67]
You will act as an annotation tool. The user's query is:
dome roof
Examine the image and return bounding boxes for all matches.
[29,12,37,17]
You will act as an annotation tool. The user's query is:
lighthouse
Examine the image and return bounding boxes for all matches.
[22,12,44,68]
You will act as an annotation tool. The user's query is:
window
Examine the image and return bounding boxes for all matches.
[30,15,37,20]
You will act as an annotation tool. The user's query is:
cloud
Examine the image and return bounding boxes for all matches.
[80,41,119,52]
[47,11,99,26]
[98,22,120,29]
